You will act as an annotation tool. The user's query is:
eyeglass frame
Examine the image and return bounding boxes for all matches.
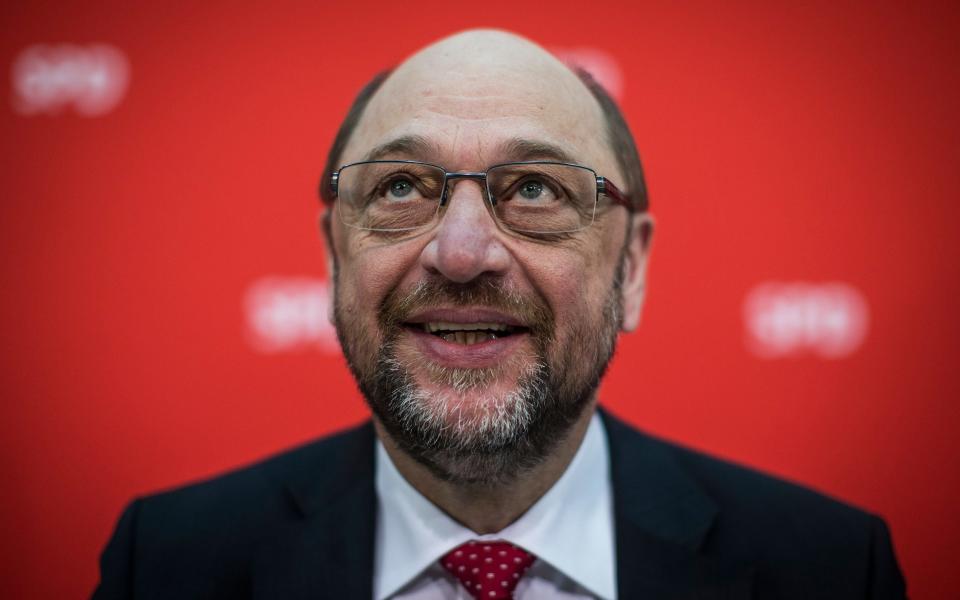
[327,159,635,234]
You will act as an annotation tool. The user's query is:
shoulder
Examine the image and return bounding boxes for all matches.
[95,421,375,598]
[135,419,374,524]
[601,408,876,528]
[655,430,868,526]
[600,410,906,596]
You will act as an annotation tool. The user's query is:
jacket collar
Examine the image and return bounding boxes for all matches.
[601,408,754,599]
[253,421,378,600]
[253,412,753,599]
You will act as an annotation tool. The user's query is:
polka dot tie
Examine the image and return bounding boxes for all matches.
[440,540,536,599]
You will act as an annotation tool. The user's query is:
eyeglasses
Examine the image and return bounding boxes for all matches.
[329,160,632,236]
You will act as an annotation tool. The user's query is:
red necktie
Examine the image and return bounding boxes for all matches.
[440,540,536,599]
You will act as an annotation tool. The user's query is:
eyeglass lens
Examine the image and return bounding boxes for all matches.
[336,161,598,234]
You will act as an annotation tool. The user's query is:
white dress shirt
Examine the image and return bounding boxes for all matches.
[373,412,617,600]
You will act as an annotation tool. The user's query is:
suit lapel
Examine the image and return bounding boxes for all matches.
[252,422,377,600]
[250,412,757,599]
[601,409,755,599]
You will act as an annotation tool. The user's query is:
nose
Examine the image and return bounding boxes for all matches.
[419,178,511,283]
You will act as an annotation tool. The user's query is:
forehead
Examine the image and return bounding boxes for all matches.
[339,34,613,172]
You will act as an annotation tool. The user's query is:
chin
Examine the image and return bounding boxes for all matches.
[407,378,540,445]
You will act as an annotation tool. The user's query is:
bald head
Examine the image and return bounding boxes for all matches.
[339,31,610,176]
[386,29,575,93]
[364,30,600,125]
[321,29,648,211]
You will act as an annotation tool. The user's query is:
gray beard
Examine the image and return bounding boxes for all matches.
[334,260,624,487]
[367,352,555,486]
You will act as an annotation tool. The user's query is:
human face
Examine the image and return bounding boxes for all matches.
[327,32,646,483]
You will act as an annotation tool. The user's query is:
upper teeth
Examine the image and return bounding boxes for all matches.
[424,322,510,333]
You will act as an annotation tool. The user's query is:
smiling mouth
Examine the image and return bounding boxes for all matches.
[404,321,528,345]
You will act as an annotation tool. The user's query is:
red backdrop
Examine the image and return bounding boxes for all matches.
[2,1,958,597]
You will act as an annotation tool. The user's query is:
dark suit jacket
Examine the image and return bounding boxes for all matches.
[92,410,907,599]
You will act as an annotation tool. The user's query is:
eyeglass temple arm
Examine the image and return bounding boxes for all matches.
[597,177,633,211]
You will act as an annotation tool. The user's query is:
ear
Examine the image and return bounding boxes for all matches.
[619,212,654,332]
[319,209,338,325]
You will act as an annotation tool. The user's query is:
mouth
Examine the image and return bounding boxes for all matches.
[400,306,535,369]
[406,321,527,345]
[399,308,532,359]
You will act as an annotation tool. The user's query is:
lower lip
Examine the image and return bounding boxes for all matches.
[404,327,530,368]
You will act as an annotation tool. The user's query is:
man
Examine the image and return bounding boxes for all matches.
[93,30,906,599]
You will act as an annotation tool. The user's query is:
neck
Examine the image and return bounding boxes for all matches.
[374,403,596,534]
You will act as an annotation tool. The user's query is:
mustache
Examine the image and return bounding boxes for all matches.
[378,277,554,340]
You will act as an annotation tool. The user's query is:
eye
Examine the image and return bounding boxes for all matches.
[371,172,429,204]
[387,177,415,199]
[509,176,561,205]
[518,180,545,200]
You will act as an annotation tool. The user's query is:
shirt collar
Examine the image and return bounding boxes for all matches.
[373,411,616,600]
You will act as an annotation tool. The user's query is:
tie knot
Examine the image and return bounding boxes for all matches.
[440,540,536,599]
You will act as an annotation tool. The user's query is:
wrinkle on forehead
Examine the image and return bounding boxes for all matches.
[342,29,611,170]
[417,95,541,121]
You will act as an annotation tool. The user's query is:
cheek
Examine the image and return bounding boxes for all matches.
[335,235,423,323]
[517,228,623,337]
[517,248,607,334]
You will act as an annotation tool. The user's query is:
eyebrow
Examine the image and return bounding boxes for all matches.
[360,135,580,165]
[362,135,439,162]
[500,138,579,164]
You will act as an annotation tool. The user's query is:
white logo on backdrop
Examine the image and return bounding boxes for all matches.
[743,282,870,359]
[244,277,340,354]
[550,47,624,101]
[11,43,129,116]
